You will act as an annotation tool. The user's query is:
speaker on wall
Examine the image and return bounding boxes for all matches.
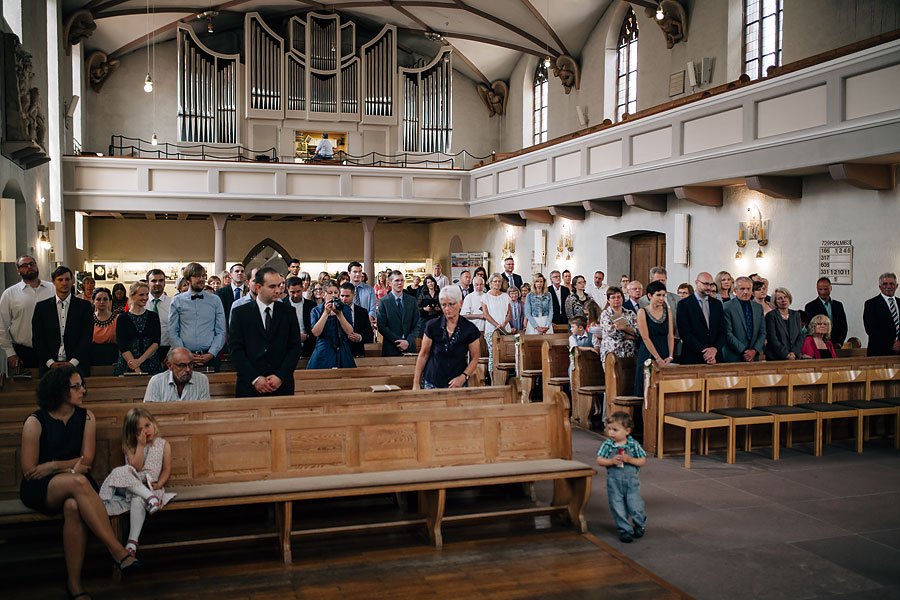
[673,213,690,264]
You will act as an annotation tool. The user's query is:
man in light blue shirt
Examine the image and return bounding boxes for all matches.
[169,262,226,371]
[348,261,377,323]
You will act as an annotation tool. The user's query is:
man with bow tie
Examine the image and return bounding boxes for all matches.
[168,262,226,371]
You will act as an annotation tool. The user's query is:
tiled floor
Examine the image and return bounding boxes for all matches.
[561,427,900,600]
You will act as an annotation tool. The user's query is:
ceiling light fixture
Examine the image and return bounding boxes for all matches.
[38,225,52,251]
[199,10,218,34]
[143,72,153,93]
[656,2,665,20]
[143,0,153,92]
[151,133,158,146]
[424,31,444,42]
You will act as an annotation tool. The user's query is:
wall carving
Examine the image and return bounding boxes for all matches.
[552,55,580,94]
[645,1,688,49]
[63,9,96,56]
[86,51,120,93]
[476,80,509,117]
[1,34,49,170]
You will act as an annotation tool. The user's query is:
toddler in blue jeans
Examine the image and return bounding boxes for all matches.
[596,411,647,543]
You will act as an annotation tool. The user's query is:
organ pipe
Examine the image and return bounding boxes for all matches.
[177,25,238,143]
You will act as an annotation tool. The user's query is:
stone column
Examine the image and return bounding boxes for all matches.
[361,216,377,280]
[211,214,228,275]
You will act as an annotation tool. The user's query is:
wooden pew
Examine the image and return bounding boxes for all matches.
[541,341,571,408]
[490,331,517,387]
[1,390,595,564]
[644,356,900,456]
[603,354,641,430]
[571,348,604,429]
[517,334,569,401]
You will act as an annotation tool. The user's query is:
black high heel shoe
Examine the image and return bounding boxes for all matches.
[66,583,92,600]
[115,553,142,573]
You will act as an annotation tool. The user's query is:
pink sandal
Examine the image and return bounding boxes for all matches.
[146,495,161,515]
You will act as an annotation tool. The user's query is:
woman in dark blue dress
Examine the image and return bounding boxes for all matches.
[20,366,140,599]
[307,282,356,369]
[413,286,481,389]
[634,281,675,397]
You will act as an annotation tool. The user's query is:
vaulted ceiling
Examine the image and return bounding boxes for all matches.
[62,0,619,83]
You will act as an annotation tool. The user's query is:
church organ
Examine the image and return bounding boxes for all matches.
[176,12,452,153]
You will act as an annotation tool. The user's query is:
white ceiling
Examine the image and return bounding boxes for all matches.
[63,0,616,83]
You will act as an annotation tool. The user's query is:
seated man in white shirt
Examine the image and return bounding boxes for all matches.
[143,347,211,402]
[314,133,334,159]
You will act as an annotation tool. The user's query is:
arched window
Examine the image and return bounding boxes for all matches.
[532,60,549,145]
[743,0,783,80]
[616,8,638,122]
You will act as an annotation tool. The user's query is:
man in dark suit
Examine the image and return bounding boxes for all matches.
[457,270,474,300]
[548,270,571,325]
[624,280,643,315]
[229,267,301,397]
[31,266,93,377]
[803,277,848,346]
[500,257,523,292]
[340,283,374,357]
[377,270,419,357]
[283,276,314,356]
[216,263,250,326]
[722,276,766,362]
[676,272,726,364]
[863,272,900,356]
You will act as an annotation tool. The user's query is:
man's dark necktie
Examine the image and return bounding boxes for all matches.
[265,306,272,333]
[396,296,403,315]
[191,294,203,300]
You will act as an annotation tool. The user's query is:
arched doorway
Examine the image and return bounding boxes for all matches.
[606,230,666,285]
[242,238,292,275]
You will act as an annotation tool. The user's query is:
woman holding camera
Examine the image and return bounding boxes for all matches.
[307,281,356,369]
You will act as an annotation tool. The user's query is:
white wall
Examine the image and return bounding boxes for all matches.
[450,69,501,162]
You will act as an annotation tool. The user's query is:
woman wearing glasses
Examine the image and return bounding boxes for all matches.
[413,286,481,389]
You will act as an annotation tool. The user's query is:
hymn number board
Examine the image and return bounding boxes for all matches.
[819,240,853,285]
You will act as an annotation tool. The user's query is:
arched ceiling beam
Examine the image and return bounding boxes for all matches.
[95,8,241,19]
[450,0,562,58]
[517,0,570,57]
[397,27,549,58]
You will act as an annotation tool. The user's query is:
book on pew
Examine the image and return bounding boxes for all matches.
[371,384,402,393]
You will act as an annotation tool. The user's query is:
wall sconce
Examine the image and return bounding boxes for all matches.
[737,203,769,261]
[502,227,516,258]
[38,224,52,251]
[755,238,767,259]
[557,225,574,260]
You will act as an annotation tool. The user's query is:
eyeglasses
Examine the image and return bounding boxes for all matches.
[171,362,193,369]
[69,383,86,391]
[17,261,36,268]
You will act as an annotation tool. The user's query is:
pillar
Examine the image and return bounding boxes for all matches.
[212,214,228,275]
[361,216,377,280]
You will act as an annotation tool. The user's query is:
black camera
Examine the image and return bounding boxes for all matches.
[329,298,342,310]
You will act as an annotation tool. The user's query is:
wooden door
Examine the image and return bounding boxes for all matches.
[629,233,666,282]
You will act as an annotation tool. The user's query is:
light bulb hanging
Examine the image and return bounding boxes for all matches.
[656,2,665,20]
[143,72,153,93]
[151,133,158,145]
[39,229,51,251]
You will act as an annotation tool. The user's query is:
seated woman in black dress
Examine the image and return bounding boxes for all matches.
[413,285,481,389]
[20,366,140,599]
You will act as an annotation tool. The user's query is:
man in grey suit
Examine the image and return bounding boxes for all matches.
[723,276,766,362]
[377,270,419,357]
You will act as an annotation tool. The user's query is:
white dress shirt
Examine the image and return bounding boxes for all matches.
[585,283,608,306]
[461,291,486,332]
[256,297,275,329]
[0,280,55,356]
[434,274,450,289]
[288,298,307,335]
[149,293,172,346]
[143,370,210,402]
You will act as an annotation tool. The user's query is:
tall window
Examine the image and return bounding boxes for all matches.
[532,60,548,145]
[616,8,638,122]
[743,0,783,80]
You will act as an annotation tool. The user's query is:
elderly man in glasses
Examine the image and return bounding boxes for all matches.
[143,347,211,402]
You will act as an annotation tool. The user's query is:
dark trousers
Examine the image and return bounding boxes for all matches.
[12,343,39,368]
[156,345,171,364]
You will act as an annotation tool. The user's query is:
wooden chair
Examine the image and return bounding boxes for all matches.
[571,348,604,428]
[477,334,489,384]
[541,341,571,407]
[750,373,820,457]
[706,375,778,460]
[490,331,517,387]
[790,371,860,454]
[832,368,898,450]
[603,354,642,430]
[867,366,900,449]
[657,377,734,468]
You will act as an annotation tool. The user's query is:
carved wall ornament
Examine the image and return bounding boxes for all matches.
[86,51,121,93]
[476,80,509,117]
[63,10,96,56]
[1,34,50,169]
[551,55,580,94]
[645,0,688,49]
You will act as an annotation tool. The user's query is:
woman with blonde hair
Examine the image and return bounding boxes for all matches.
[524,273,551,334]
[114,281,163,376]
[714,271,734,302]
[802,314,837,359]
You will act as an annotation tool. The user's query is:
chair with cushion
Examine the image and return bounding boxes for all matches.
[750,373,820,457]
[706,375,778,461]
[791,371,859,454]
[867,366,900,449]
[657,376,733,468]
[831,368,898,450]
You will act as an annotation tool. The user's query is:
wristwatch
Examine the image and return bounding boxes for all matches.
[463,373,470,382]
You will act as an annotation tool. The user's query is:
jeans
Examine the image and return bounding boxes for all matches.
[606,464,647,534]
